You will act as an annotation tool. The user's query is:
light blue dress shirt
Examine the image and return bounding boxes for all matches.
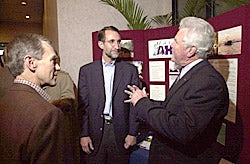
[179,59,204,79]
[102,59,115,119]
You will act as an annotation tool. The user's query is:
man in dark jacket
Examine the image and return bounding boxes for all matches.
[0,33,72,163]
[125,17,229,163]
[78,26,140,164]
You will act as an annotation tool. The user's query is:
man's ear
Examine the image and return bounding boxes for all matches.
[187,46,197,58]
[24,55,36,71]
[98,41,104,50]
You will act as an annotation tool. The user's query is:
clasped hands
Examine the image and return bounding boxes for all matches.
[124,85,148,106]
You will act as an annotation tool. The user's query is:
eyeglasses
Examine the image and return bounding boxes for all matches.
[104,39,121,46]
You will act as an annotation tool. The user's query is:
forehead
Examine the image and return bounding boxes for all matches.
[105,30,121,40]
[41,41,57,59]
[175,29,187,39]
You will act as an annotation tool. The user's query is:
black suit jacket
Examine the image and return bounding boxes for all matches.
[78,59,140,155]
[135,60,229,163]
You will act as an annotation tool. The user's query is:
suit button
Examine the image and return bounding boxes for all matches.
[100,114,103,118]
[100,128,103,131]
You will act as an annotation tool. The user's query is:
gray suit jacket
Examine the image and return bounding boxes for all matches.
[78,59,140,155]
[135,60,229,163]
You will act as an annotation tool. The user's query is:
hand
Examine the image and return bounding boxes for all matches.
[124,85,148,106]
[124,135,137,149]
[80,136,94,154]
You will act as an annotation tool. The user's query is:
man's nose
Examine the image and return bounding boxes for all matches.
[55,63,60,71]
[113,42,120,49]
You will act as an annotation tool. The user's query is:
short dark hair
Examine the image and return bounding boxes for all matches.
[98,26,120,42]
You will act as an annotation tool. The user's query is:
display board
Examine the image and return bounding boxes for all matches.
[92,4,250,162]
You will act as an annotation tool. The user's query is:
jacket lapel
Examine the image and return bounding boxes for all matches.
[166,60,209,104]
[112,61,123,97]
[95,61,105,98]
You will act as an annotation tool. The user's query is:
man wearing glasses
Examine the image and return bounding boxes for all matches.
[78,26,140,164]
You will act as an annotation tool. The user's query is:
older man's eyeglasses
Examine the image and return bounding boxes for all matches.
[104,39,121,46]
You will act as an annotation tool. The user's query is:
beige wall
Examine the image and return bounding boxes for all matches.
[55,0,172,84]
[1,0,172,84]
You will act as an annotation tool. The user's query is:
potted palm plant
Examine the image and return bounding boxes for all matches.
[99,0,250,29]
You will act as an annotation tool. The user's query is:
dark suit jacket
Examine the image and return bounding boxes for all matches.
[0,67,14,98]
[78,60,140,155]
[0,83,70,163]
[135,60,229,163]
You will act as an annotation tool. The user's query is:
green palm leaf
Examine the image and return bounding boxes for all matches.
[99,0,250,29]
[99,0,152,30]
[151,12,172,27]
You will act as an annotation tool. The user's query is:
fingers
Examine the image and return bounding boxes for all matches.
[132,85,139,91]
[124,99,130,103]
[124,135,137,149]
[124,85,148,105]
[128,85,139,92]
[89,143,94,151]
[125,85,139,97]
[80,137,94,154]
[124,142,129,149]
[81,144,90,154]
[124,89,132,96]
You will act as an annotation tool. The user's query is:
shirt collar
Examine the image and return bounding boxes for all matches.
[14,78,51,102]
[102,58,115,66]
[180,59,203,79]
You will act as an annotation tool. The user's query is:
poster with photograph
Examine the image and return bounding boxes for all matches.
[119,40,134,58]
[169,60,180,75]
[217,123,226,146]
[217,25,242,55]
[128,61,143,78]
[148,38,174,59]
[209,58,238,123]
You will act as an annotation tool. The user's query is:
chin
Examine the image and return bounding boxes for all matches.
[49,80,57,86]
[112,55,119,59]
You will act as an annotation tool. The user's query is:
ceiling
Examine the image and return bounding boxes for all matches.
[0,0,43,24]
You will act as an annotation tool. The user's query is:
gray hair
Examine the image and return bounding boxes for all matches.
[179,17,215,59]
[6,33,53,77]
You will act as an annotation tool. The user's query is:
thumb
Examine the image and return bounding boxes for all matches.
[142,87,146,94]
[124,142,129,149]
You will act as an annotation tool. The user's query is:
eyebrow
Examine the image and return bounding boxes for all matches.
[174,38,178,44]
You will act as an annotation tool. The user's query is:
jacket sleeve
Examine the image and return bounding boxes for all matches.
[135,74,228,144]
[78,67,90,137]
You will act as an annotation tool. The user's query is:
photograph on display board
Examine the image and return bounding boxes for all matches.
[169,60,180,75]
[119,40,134,59]
[128,61,143,79]
[213,32,218,55]
[217,123,226,146]
[169,60,180,88]
[217,25,242,55]
[209,58,238,123]
[128,61,147,89]
[148,38,174,59]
